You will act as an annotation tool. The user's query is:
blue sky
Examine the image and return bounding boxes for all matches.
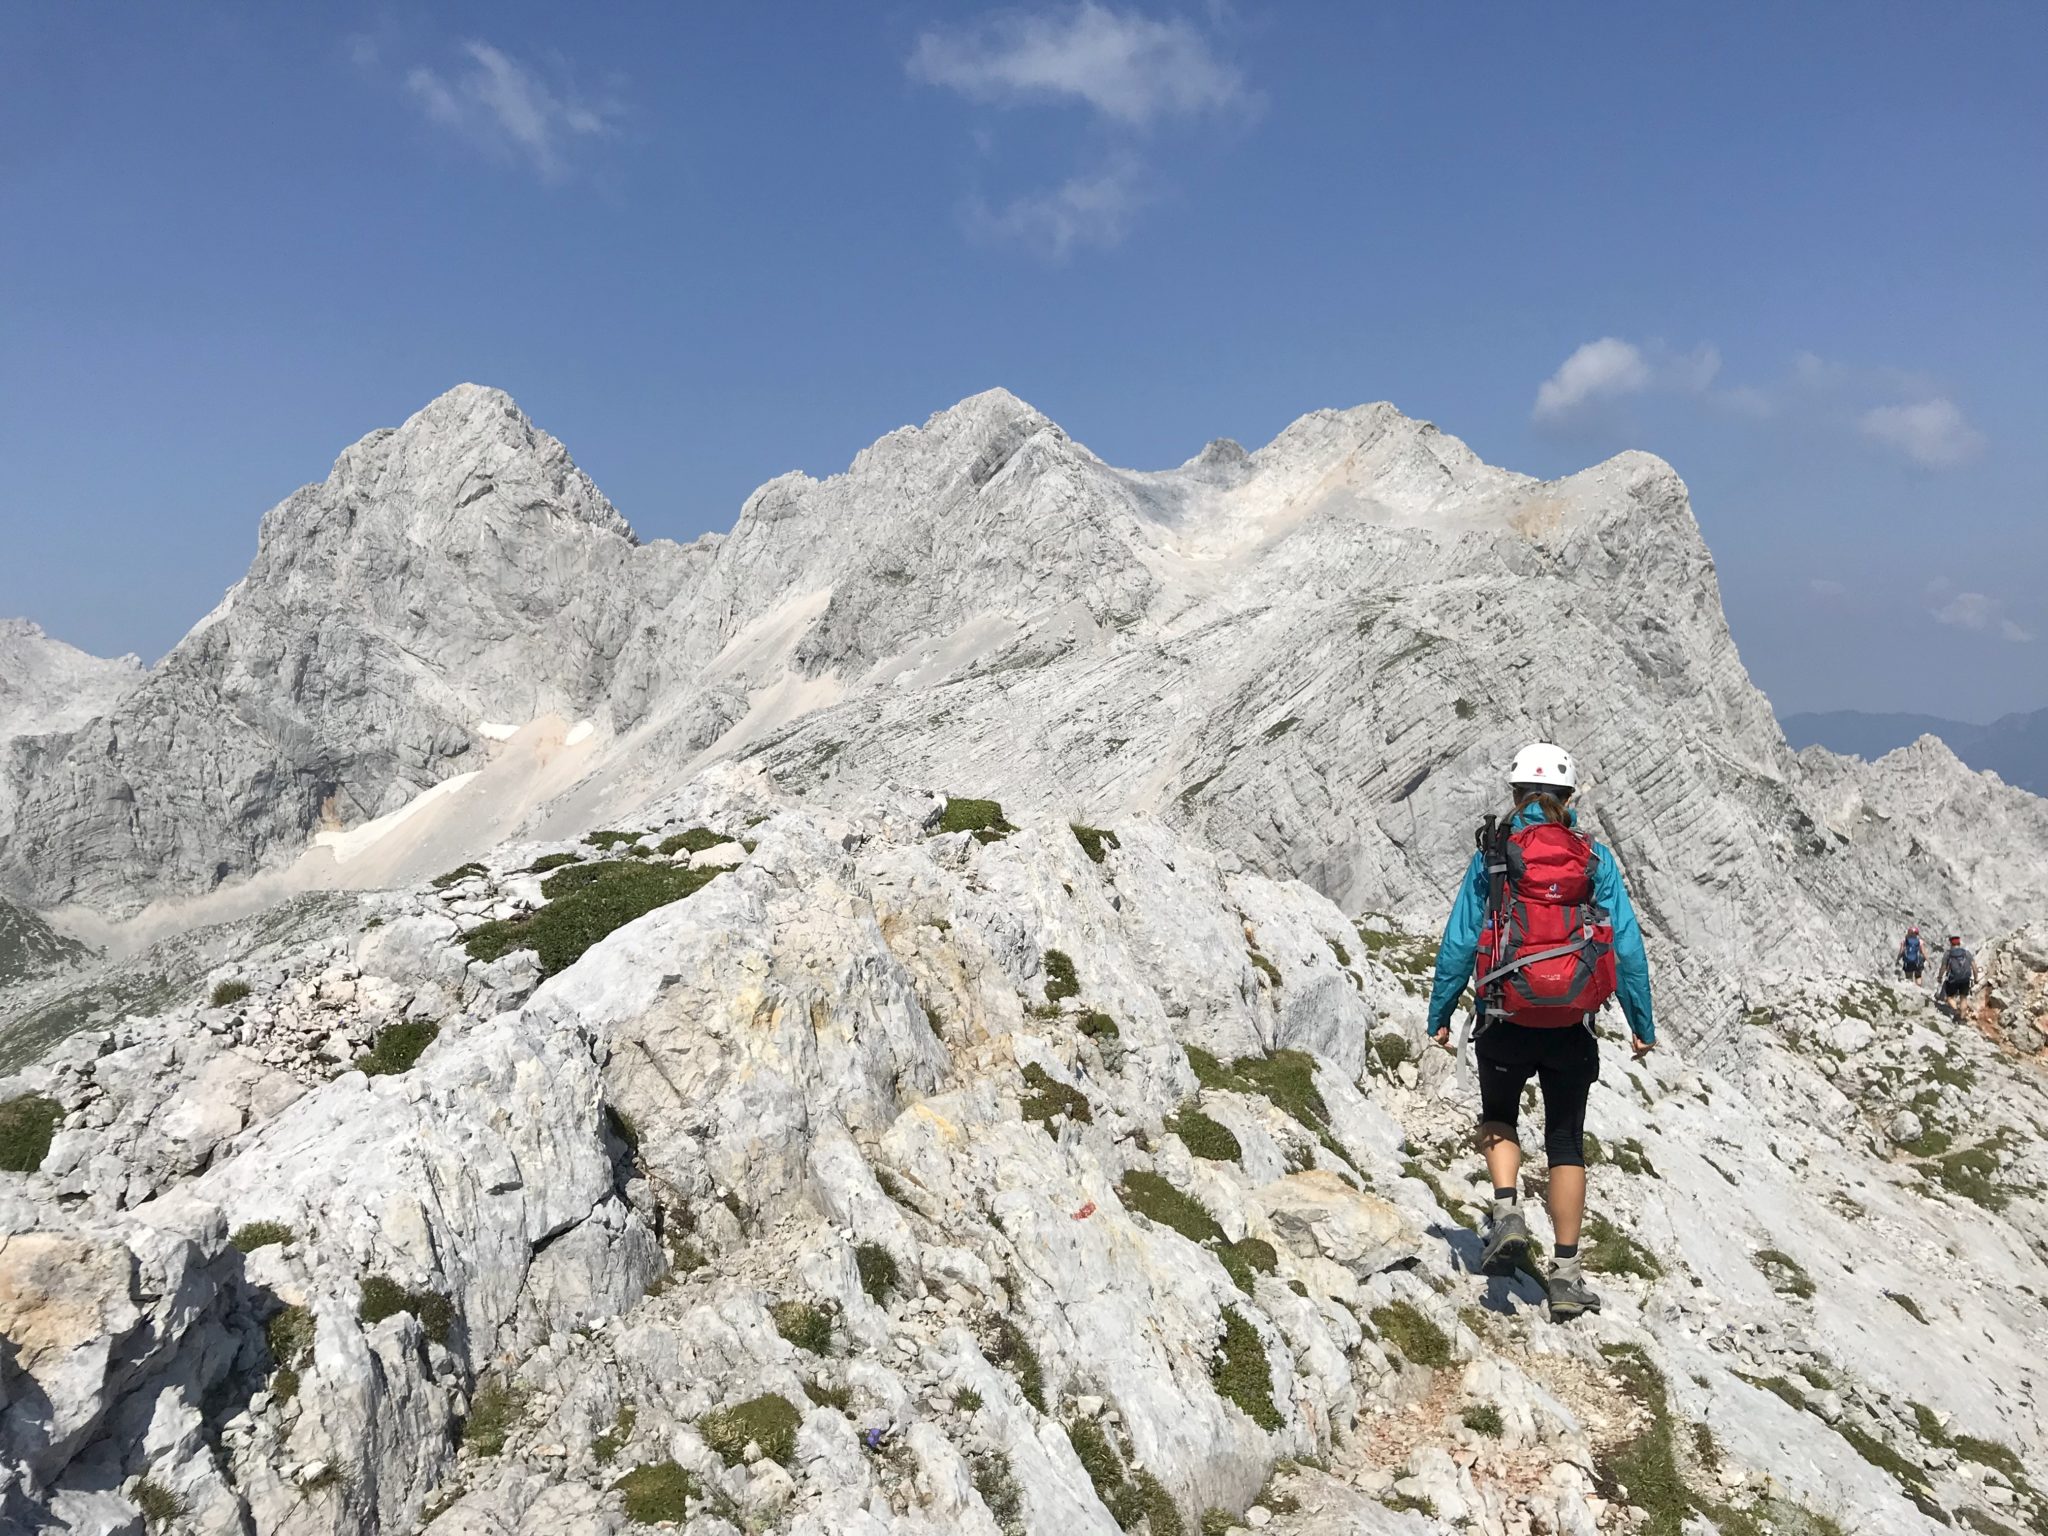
[3,2,2042,720]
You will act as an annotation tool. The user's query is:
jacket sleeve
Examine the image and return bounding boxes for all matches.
[1593,843,1655,1044]
[1426,850,1489,1034]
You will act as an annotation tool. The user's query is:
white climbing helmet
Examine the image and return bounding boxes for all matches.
[1508,741,1578,791]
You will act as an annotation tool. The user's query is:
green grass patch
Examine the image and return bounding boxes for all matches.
[1920,1142,2007,1211]
[657,827,725,856]
[1370,1301,1453,1368]
[1454,698,1477,719]
[771,1299,836,1354]
[1371,1033,1412,1074]
[804,1377,851,1411]
[357,1275,454,1344]
[953,1387,982,1413]
[463,1376,525,1457]
[1071,824,1120,863]
[525,851,582,873]
[1612,1138,1659,1178]
[1835,1420,1936,1506]
[355,1019,439,1077]
[855,1243,900,1305]
[1042,948,1080,1002]
[1120,1170,1226,1245]
[613,1459,698,1523]
[1461,1403,1504,1437]
[1079,1010,1120,1040]
[992,1318,1047,1413]
[974,1451,1024,1526]
[1167,1103,1241,1162]
[0,1093,63,1173]
[1382,1494,1437,1517]
[230,1221,294,1254]
[593,1402,637,1465]
[266,1304,315,1375]
[1136,1471,1184,1536]
[1067,1415,1144,1527]
[1216,1238,1279,1297]
[465,860,719,975]
[699,1393,800,1467]
[431,862,488,888]
[1247,948,1282,989]
[134,1478,184,1530]
[939,797,1016,843]
[1021,1063,1092,1134]
[1182,1045,1361,1175]
[584,830,644,850]
[209,978,252,1007]
[1211,1305,1283,1431]
[1327,936,1351,966]
[1923,1047,1978,1092]
[1583,1213,1664,1280]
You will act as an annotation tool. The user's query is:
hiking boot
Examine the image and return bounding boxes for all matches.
[1546,1260,1603,1321]
[1478,1204,1532,1275]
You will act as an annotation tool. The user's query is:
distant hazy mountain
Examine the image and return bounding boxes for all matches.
[1785,707,2048,795]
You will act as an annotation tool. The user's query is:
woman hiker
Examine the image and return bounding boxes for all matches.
[1426,741,1656,1320]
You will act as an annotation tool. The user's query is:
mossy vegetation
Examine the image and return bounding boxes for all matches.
[1120,1171,1225,1245]
[1042,948,1080,1002]
[1021,1063,1092,1134]
[855,1242,900,1305]
[525,851,582,873]
[1918,1136,2009,1211]
[357,1275,454,1343]
[431,862,488,888]
[1182,1044,1359,1174]
[1247,948,1282,989]
[1215,1238,1279,1297]
[464,860,719,975]
[1753,1248,1816,1300]
[1210,1305,1283,1431]
[1583,1212,1664,1280]
[804,1377,852,1411]
[939,797,1016,843]
[1327,936,1351,967]
[1369,1300,1453,1368]
[1079,1010,1120,1041]
[592,1402,637,1465]
[584,830,644,851]
[0,1093,63,1173]
[1166,1103,1242,1163]
[266,1303,314,1400]
[1067,1415,1145,1527]
[462,1376,526,1457]
[1371,1033,1413,1075]
[230,1221,294,1253]
[973,1450,1024,1528]
[698,1393,801,1466]
[657,827,724,856]
[953,1387,983,1413]
[771,1299,836,1354]
[1070,824,1121,863]
[613,1459,699,1523]
[209,978,252,1007]
[1886,1290,1929,1322]
[355,1019,439,1077]
[1135,1470,1185,1536]
[1353,922,1441,993]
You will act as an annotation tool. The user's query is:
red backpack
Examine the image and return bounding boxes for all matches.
[1474,818,1617,1027]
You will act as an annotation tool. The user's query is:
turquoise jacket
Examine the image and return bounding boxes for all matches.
[1425,803,1656,1044]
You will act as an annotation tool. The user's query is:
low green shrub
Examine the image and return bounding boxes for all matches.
[463,1376,525,1457]
[804,1378,851,1411]
[1583,1213,1664,1280]
[771,1299,836,1354]
[134,1478,184,1529]
[1216,1237,1279,1296]
[1078,1010,1120,1040]
[1462,1402,1504,1437]
[1211,1306,1283,1430]
[939,797,1016,842]
[584,830,644,850]
[992,1317,1046,1412]
[1042,948,1080,1002]
[1370,1300,1453,1368]
[1021,1063,1091,1132]
[1754,1248,1816,1300]
[1167,1104,1241,1162]
[525,851,582,873]
[592,1402,637,1465]
[230,1221,294,1254]
[856,1243,900,1305]
[1120,1170,1225,1245]
[431,862,487,889]
[1247,949,1282,988]
[974,1451,1024,1525]
[1070,824,1121,863]
[355,1020,439,1077]
[613,1459,697,1523]
[1371,1034,1412,1074]
[0,1094,63,1173]
[465,860,719,975]
[209,979,251,1007]
[1887,1291,1930,1324]
[657,827,724,856]
[357,1275,454,1344]
[698,1393,800,1466]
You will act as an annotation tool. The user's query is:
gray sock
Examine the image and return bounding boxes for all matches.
[1550,1253,1584,1281]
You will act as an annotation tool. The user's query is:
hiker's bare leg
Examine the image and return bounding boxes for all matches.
[1479,1121,1520,1192]
[1549,1164,1585,1248]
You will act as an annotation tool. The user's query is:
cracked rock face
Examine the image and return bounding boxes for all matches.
[2,386,2045,1536]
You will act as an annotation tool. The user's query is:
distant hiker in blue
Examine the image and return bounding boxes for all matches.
[1898,926,1925,982]
[1427,741,1656,1321]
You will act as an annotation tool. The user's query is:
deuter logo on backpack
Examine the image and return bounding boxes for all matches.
[1475,820,1617,1026]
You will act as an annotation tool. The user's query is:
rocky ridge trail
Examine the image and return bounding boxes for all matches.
[2,772,2043,1536]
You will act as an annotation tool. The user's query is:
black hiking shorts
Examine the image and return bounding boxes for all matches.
[1475,1020,1600,1167]
[1941,977,1970,1001]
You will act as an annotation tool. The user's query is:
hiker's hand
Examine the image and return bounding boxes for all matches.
[1432,1024,1453,1052]
[1630,1035,1655,1060]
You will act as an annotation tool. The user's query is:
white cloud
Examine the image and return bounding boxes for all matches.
[1531,338,1720,425]
[909,2,1245,125]
[402,41,621,183]
[1858,398,1987,469]
[967,156,1146,259]
[1930,589,2032,643]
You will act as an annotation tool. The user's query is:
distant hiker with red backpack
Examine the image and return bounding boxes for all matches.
[1427,741,1656,1321]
